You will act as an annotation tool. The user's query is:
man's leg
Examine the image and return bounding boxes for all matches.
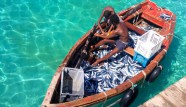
[92,47,119,66]
[91,39,115,50]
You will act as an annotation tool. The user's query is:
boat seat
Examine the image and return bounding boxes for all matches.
[125,22,145,35]
[124,47,134,56]
[141,12,164,27]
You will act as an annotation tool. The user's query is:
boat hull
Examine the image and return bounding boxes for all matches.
[42,0,176,106]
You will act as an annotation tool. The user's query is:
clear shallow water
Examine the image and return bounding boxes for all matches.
[0,0,185,107]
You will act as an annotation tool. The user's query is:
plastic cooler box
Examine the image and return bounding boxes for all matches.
[59,67,84,102]
[133,30,165,67]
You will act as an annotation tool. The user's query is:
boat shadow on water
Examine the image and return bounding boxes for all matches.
[131,34,181,107]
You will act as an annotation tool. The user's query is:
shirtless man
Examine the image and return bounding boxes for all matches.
[92,13,129,66]
[90,6,115,51]
[97,6,115,34]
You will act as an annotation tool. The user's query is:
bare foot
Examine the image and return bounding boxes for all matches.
[90,45,95,52]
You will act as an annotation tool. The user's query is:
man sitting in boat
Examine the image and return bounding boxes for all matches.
[92,13,129,66]
[97,6,115,33]
[90,6,115,52]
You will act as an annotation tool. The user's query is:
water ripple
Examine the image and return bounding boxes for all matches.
[0,0,186,107]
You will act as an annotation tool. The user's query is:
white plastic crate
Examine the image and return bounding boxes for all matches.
[60,67,84,102]
[134,30,165,59]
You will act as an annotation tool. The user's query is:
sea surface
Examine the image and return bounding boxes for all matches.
[0,0,186,107]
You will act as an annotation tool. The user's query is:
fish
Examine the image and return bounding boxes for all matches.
[82,31,144,93]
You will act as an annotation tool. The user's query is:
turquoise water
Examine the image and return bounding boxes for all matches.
[0,0,186,107]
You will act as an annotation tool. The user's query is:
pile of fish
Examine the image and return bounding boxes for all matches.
[81,31,144,95]
[160,13,171,21]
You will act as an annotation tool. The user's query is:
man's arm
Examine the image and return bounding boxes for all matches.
[108,24,114,33]
[92,47,119,66]
[95,29,118,39]
[97,12,105,34]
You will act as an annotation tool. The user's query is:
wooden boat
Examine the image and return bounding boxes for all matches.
[41,0,176,106]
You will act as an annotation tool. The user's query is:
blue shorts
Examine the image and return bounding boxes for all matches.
[116,40,128,51]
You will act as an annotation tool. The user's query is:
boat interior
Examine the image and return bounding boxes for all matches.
[49,3,171,104]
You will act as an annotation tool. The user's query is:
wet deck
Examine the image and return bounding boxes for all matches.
[139,76,186,107]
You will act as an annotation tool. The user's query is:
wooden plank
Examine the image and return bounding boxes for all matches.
[140,77,186,107]
[124,10,142,21]
[141,12,164,27]
[125,22,145,35]
[124,47,134,56]
[134,19,144,26]
[139,95,173,107]
[159,85,186,106]
[173,77,186,94]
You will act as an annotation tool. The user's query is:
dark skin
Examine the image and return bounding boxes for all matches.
[98,6,115,34]
[92,17,129,66]
[90,6,115,51]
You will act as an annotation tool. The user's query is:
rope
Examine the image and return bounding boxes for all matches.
[151,60,159,66]
[132,12,139,25]
[141,70,146,88]
[128,79,134,92]
[174,35,184,42]
[106,98,121,107]
[136,13,139,23]
[170,12,173,20]
[133,16,136,24]
[102,91,108,107]
[166,33,184,43]
[163,49,167,53]
[158,65,163,70]
[165,33,172,40]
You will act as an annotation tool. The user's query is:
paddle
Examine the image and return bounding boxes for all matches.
[75,24,97,68]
